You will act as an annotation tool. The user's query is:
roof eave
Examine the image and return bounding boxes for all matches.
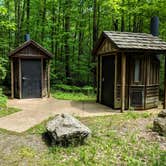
[9,40,54,58]
[119,48,166,54]
[92,32,120,55]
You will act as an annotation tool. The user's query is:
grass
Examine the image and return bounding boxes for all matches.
[0,107,21,118]
[51,90,96,101]
[0,89,21,118]
[18,111,165,165]
[0,111,165,165]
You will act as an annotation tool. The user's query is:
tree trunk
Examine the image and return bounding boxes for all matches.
[64,0,71,81]
[41,0,46,41]
[121,0,125,32]
[26,0,30,33]
[93,0,98,48]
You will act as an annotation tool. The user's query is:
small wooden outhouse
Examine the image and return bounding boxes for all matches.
[9,40,53,99]
[93,31,166,111]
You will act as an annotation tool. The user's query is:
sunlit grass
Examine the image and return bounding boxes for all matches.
[0,107,21,118]
[52,90,96,101]
[22,112,166,165]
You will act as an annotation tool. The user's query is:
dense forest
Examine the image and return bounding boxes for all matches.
[0,0,166,89]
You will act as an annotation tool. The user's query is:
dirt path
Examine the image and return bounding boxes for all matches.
[0,98,117,133]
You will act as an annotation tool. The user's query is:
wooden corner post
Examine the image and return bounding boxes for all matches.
[41,58,44,98]
[164,55,166,109]
[121,52,126,112]
[11,59,14,99]
[114,53,117,108]
[18,58,22,99]
[47,60,50,97]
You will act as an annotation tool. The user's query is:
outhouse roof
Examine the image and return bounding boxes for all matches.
[9,40,53,58]
[93,31,166,54]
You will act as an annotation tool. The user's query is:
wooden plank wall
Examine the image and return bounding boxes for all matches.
[145,85,159,109]
[97,39,117,55]
[115,53,160,110]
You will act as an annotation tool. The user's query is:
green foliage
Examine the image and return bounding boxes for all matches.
[0,107,21,118]
[52,91,96,101]
[0,88,7,107]
[18,146,36,158]
[0,5,15,84]
[0,57,8,81]
[0,88,21,117]
[0,6,15,30]
[124,112,151,119]
[52,84,94,95]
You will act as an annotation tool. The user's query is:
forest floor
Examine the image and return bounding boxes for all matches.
[0,111,165,165]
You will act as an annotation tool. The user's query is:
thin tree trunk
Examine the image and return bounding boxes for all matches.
[78,2,84,67]
[64,0,71,80]
[41,0,46,41]
[93,0,97,48]
[26,0,30,33]
[113,18,118,31]
[128,14,131,31]
[121,0,125,32]
[92,0,98,87]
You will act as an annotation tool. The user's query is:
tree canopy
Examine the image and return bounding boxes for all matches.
[0,0,166,87]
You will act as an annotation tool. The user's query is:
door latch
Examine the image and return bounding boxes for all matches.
[22,77,28,80]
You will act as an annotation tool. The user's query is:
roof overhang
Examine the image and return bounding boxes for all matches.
[9,40,53,59]
[92,31,166,55]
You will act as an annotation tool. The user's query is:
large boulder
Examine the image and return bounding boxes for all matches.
[46,114,91,146]
[153,110,166,136]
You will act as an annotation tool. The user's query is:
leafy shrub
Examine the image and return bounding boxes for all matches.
[82,86,94,95]
[0,56,7,81]
[0,88,7,107]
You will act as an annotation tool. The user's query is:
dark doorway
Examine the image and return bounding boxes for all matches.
[101,56,115,107]
[21,60,41,98]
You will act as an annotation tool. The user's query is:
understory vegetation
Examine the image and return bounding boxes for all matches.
[0,112,165,165]
[51,84,96,101]
[0,88,7,107]
[0,88,21,118]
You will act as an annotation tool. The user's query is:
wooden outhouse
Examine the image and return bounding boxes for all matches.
[9,40,53,99]
[93,31,166,111]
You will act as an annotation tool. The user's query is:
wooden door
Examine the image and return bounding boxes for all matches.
[21,59,41,98]
[101,56,115,107]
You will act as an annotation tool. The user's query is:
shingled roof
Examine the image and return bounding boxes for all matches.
[93,31,166,54]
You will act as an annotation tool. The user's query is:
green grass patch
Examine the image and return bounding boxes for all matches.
[0,107,21,118]
[52,90,96,101]
[52,84,94,95]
